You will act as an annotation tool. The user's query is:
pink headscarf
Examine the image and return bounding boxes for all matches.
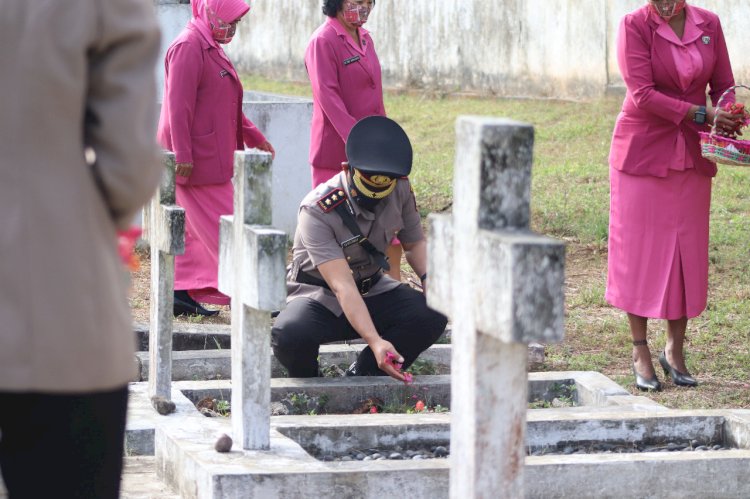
[189,0,251,48]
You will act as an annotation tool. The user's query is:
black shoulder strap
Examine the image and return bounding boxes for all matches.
[333,201,390,271]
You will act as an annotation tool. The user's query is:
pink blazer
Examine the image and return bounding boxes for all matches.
[610,5,735,178]
[157,26,266,185]
[305,17,385,176]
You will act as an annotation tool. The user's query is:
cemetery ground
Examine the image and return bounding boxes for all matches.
[129,79,750,411]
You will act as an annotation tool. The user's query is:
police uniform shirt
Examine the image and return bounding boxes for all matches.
[287,171,424,316]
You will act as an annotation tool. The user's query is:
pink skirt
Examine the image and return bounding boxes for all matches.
[605,167,711,319]
[174,181,233,305]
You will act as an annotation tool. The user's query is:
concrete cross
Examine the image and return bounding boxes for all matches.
[218,150,287,450]
[142,152,185,405]
[428,117,565,498]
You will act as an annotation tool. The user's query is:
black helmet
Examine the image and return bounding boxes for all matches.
[345,116,412,177]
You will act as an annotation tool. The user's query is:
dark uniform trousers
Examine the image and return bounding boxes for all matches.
[272,284,447,377]
[0,386,128,499]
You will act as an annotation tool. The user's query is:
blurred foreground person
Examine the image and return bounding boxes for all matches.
[0,1,162,497]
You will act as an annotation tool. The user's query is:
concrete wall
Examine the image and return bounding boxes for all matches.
[225,0,750,99]
[154,1,191,100]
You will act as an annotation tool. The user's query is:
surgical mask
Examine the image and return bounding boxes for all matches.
[343,1,372,27]
[207,6,239,44]
[649,0,686,21]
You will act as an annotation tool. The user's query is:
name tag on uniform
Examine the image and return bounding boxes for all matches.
[343,56,361,66]
[341,236,360,248]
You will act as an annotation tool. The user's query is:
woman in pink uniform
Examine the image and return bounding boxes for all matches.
[305,0,403,280]
[158,0,275,316]
[607,0,741,390]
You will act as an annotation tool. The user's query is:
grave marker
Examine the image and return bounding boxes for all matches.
[218,150,287,450]
[142,152,185,404]
[428,117,565,498]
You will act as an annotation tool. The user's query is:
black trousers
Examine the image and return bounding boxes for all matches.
[0,386,129,499]
[272,284,448,377]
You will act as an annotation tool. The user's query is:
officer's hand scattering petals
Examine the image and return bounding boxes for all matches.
[371,339,406,382]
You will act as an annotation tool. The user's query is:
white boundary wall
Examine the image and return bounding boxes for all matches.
[224,0,750,99]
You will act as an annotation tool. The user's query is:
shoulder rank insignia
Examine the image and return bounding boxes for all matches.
[316,189,347,213]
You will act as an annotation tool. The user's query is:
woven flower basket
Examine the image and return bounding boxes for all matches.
[699,85,750,167]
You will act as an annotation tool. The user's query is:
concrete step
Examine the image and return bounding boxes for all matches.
[134,321,453,351]
[121,456,180,498]
[134,322,230,351]
[134,343,545,382]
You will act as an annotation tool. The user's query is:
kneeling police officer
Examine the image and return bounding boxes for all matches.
[272,116,447,381]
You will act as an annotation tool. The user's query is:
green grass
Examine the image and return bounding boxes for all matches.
[242,75,750,409]
[242,74,619,235]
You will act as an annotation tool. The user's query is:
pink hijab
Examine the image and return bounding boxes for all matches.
[189,0,250,48]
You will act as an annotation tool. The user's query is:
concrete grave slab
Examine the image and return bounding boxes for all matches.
[126,383,206,457]
[154,408,750,499]
[125,371,665,456]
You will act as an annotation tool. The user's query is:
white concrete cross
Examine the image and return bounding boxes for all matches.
[218,150,287,450]
[142,152,185,404]
[428,117,566,498]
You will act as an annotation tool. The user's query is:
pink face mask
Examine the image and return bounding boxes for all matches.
[649,0,686,21]
[206,6,239,44]
[343,1,372,27]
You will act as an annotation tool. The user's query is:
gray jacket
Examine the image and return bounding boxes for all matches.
[0,0,162,392]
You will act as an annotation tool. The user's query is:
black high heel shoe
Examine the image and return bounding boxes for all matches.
[632,340,661,392]
[174,290,220,317]
[659,351,698,387]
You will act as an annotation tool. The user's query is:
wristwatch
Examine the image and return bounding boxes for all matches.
[694,106,707,125]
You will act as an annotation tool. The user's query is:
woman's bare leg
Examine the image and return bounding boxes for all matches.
[628,313,656,377]
[666,317,689,373]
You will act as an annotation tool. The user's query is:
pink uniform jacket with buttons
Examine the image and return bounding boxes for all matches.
[305,17,385,173]
[157,25,266,186]
[610,5,734,178]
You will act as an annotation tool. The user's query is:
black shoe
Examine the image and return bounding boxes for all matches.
[632,363,662,391]
[345,361,387,377]
[632,339,661,391]
[345,361,361,377]
[173,290,220,317]
[659,351,698,387]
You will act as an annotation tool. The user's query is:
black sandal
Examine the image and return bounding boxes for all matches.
[173,290,220,317]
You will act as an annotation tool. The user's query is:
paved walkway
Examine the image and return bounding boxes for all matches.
[121,457,180,498]
[0,457,179,499]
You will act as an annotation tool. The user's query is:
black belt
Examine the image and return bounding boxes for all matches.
[296,269,383,296]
